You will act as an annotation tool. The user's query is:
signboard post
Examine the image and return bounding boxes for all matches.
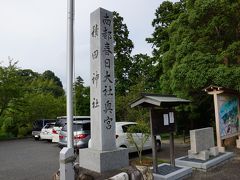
[151,109,176,169]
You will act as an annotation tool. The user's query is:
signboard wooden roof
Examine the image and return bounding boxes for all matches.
[130,93,190,108]
[204,85,240,96]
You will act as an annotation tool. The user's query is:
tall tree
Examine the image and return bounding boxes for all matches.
[146,0,185,93]
[113,11,134,95]
[129,54,159,91]
[43,70,63,88]
[74,76,90,116]
[148,0,240,130]
[0,61,24,116]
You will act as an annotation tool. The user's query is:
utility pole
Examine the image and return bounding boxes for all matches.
[60,0,75,179]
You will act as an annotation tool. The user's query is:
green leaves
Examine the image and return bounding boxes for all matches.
[113,11,134,95]
[74,76,90,116]
[148,0,240,131]
[0,60,66,137]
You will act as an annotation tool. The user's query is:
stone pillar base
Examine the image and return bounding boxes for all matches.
[79,148,129,173]
[236,138,240,149]
[188,150,209,160]
[210,146,219,156]
[218,146,225,153]
[60,147,75,180]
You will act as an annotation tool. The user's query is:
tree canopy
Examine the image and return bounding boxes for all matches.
[113,11,134,95]
[0,61,66,138]
[147,0,240,130]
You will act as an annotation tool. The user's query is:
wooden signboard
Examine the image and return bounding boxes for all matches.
[151,109,175,135]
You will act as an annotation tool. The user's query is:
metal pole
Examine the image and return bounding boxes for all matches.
[150,109,158,173]
[67,0,74,148]
[59,1,75,179]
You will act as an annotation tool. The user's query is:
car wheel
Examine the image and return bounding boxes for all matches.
[34,136,40,141]
[120,145,127,149]
[156,140,161,152]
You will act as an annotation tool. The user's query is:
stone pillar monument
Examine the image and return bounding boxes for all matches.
[79,7,128,173]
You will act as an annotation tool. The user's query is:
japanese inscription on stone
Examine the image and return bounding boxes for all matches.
[90,8,116,151]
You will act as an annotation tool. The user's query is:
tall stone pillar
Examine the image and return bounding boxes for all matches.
[79,7,128,173]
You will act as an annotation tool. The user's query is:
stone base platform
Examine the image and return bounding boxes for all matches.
[79,148,129,173]
[236,139,240,149]
[175,152,234,172]
[152,163,192,180]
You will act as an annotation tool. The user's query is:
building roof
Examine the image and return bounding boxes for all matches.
[130,93,190,108]
[204,85,240,95]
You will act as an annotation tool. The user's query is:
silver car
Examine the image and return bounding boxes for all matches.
[58,120,90,149]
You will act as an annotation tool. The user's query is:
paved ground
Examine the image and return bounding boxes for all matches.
[0,138,240,180]
[188,147,240,180]
[0,138,60,180]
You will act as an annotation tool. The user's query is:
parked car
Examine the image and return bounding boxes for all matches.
[115,122,161,153]
[52,116,90,143]
[88,121,161,153]
[58,120,91,149]
[39,123,55,141]
[32,119,56,140]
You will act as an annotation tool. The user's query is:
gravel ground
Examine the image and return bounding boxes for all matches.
[188,147,240,180]
[143,140,240,180]
[149,141,240,180]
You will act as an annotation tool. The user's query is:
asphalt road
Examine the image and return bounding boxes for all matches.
[1,138,239,180]
[0,138,188,180]
[0,138,61,180]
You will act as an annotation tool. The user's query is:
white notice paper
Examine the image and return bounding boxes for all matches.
[163,114,169,126]
[169,112,174,123]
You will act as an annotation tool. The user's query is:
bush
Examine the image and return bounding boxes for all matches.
[17,124,32,137]
[0,129,15,140]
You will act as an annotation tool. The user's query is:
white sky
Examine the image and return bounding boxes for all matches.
[0,0,177,88]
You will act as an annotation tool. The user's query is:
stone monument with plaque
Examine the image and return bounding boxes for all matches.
[79,7,128,173]
[188,127,219,160]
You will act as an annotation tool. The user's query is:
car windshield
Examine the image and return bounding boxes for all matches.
[62,123,90,132]
[44,123,55,129]
[55,118,66,127]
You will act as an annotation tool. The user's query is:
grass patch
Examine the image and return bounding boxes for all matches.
[130,156,168,166]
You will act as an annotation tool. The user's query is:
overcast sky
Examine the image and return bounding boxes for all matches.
[0,0,177,88]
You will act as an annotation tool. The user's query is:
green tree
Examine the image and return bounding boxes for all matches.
[74,76,90,116]
[21,93,66,122]
[0,61,24,116]
[129,54,159,91]
[113,11,134,95]
[42,70,63,88]
[116,81,149,122]
[148,0,240,130]
[127,120,150,165]
[0,60,66,138]
[29,77,64,97]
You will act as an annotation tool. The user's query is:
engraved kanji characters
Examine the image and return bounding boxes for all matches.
[92,71,99,87]
[102,13,111,26]
[91,24,99,38]
[92,98,99,108]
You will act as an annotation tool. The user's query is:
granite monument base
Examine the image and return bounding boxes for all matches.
[79,148,129,173]
[175,152,233,172]
[152,163,192,180]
